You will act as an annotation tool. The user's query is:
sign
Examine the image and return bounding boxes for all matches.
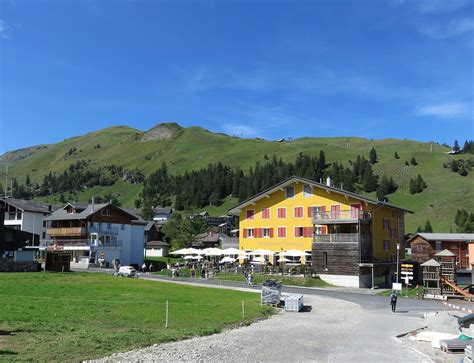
[392,283,402,291]
[401,263,414,268]
[404,276,413,284]
[47,245,64,251]
[401,271,414,275]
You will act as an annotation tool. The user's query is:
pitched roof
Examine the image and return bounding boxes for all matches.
[0,197,58,214]
[409,233,474,242]
[153,207,173,214]
[45,203,139,221]
[146,240,171,248]
[421,259,441,267]
[228,175,413,215]
[144,221,156,231]
[435,249,456,257]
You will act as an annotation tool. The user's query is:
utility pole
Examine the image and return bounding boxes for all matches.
[4,165,8,197]
[396,243,400,284]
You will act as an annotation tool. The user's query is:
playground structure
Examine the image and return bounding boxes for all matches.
[421,249,474,300]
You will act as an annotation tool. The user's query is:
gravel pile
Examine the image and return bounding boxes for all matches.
[424,311,460,334]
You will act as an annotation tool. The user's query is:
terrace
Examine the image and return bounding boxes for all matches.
[312,209,372,225]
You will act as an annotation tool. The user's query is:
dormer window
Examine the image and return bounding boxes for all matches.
[101,209,111,216]
[303,184,312,197]
[285,186,295,199]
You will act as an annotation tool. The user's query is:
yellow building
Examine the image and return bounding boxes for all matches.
[228,176,412,288]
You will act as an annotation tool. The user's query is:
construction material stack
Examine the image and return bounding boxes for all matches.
[261,280,282,306]
[285,294,304,312]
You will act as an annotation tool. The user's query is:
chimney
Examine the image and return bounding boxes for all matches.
[326,176,331,187]
[48,204,52,212]
[91,196,95,211]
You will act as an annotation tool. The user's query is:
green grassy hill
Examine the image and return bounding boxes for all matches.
[1,123,473,232]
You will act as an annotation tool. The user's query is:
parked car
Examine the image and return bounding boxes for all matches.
[116,266,137,277]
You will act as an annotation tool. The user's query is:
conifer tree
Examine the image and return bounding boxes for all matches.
[424,220,433,233]
[394,152,399,159]
[451,159,459,172]
[141,198,153,220]
[459,166,468,176]
[25,174,31,186]
[369,147,378,164]
[410,157,418,166]
[453,140,460,152]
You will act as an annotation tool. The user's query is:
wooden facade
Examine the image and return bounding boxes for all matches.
[410,235,469,270]
[312,243,359,275]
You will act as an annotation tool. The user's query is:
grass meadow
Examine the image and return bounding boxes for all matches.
[0,272,272,362]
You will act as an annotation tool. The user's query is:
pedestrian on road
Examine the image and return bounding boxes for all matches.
[149,263,153,273]
[247,272,254,287]
[390,290,398,313]
[142,262,147,273]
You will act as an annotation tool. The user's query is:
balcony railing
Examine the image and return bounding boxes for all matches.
[313,233,359,243]
[312,210,372,224]
[47,227,86,237]
[40,239,122,248]
[89,225,119,235]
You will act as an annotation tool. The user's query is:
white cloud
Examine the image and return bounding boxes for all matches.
[416,102,471,117]
[0,19,8,39]
[420,18,474,39]
[221,124,260,138]
[417,0,470,13]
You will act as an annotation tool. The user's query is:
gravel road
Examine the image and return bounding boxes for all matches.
[93,294,431,362]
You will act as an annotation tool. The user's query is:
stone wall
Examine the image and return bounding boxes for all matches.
[0,257,40,272]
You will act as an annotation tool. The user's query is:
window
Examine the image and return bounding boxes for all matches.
[261,208,270,219]
[295,227,304,237]
[247,229,254,238]
[303,184,312,197]
[435,241,442,252]
[383,219,389,230]
[285,186,295,198]
[277,208,286,218]
[101,209,111,216]
[16,211,22,220]
[262,228,270,237]
[416,244,423,252]
[277,227,286,238]
[246,210,254,220]
[294,207,304,218]
[121,224,125,231]
[8,212,15,220]
[107,223,112,229]
[383,240,390,251]
[314,226,322,235]
[42,232,46,239]
[43,221,46,227]
[391,228,396,239]
[323,252,328,270]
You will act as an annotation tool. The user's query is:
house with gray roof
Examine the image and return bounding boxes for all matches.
[0,197,58,245]
[42,200,147,268]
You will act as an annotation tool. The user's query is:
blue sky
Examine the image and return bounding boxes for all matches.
[0,0,473,154]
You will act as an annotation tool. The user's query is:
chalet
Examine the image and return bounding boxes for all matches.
[228,176,412,288]
[152,207,173,223]
[192,229,221,249]
[42,200,147,268]
[409,233,474,270]
[0,197,58,244]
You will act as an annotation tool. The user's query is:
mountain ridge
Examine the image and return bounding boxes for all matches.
[1,122,472,232]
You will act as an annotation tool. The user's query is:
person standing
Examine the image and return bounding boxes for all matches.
[390,290,398,313]
[247,272,254,287]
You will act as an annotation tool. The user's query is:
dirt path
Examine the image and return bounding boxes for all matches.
[93,295,431,362]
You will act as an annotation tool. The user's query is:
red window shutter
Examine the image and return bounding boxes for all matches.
[259,228,263,238]
[321,206,326,214]
[295,227,299,237]
[243,229,247,238]
[269,228,274,238]
[307,227,312,237]
[282,208,286,218]
[322,226,327,235]
[302,227,307,237]
[308,207,312,217]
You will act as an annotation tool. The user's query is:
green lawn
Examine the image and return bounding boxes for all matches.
[377,286,424,299]
[0,272,273,362]
[212,273,333,288]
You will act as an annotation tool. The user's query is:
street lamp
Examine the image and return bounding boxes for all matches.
[396,243,400,284]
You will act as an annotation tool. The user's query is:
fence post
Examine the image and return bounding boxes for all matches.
[165,300,169,328]
[241,300,245,319]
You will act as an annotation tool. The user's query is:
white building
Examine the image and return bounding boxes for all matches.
[42,202,146,268]
[0,197,57,245]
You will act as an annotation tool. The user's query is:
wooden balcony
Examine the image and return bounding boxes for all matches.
[312,210,372,225]
[47,227,86,237]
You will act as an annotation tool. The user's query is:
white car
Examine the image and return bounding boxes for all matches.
[117,266,137,277]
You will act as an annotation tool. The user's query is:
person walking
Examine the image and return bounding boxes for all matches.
[390,290,398,313]
[247,272,254,287]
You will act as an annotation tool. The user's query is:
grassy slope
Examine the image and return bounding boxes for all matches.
[1,124,473,232]
[0,272,271,362]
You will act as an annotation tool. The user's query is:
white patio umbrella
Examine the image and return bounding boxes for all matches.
[170,248,188,255]
[186,247,203,255]
[277,257,291,263]
[183,255,195,260]
[251,256,266,264]
[279,250,311,257]
[204,248,223,256]
[222,247,242,255]
[220,256,236,264]
[248,249,274,256]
